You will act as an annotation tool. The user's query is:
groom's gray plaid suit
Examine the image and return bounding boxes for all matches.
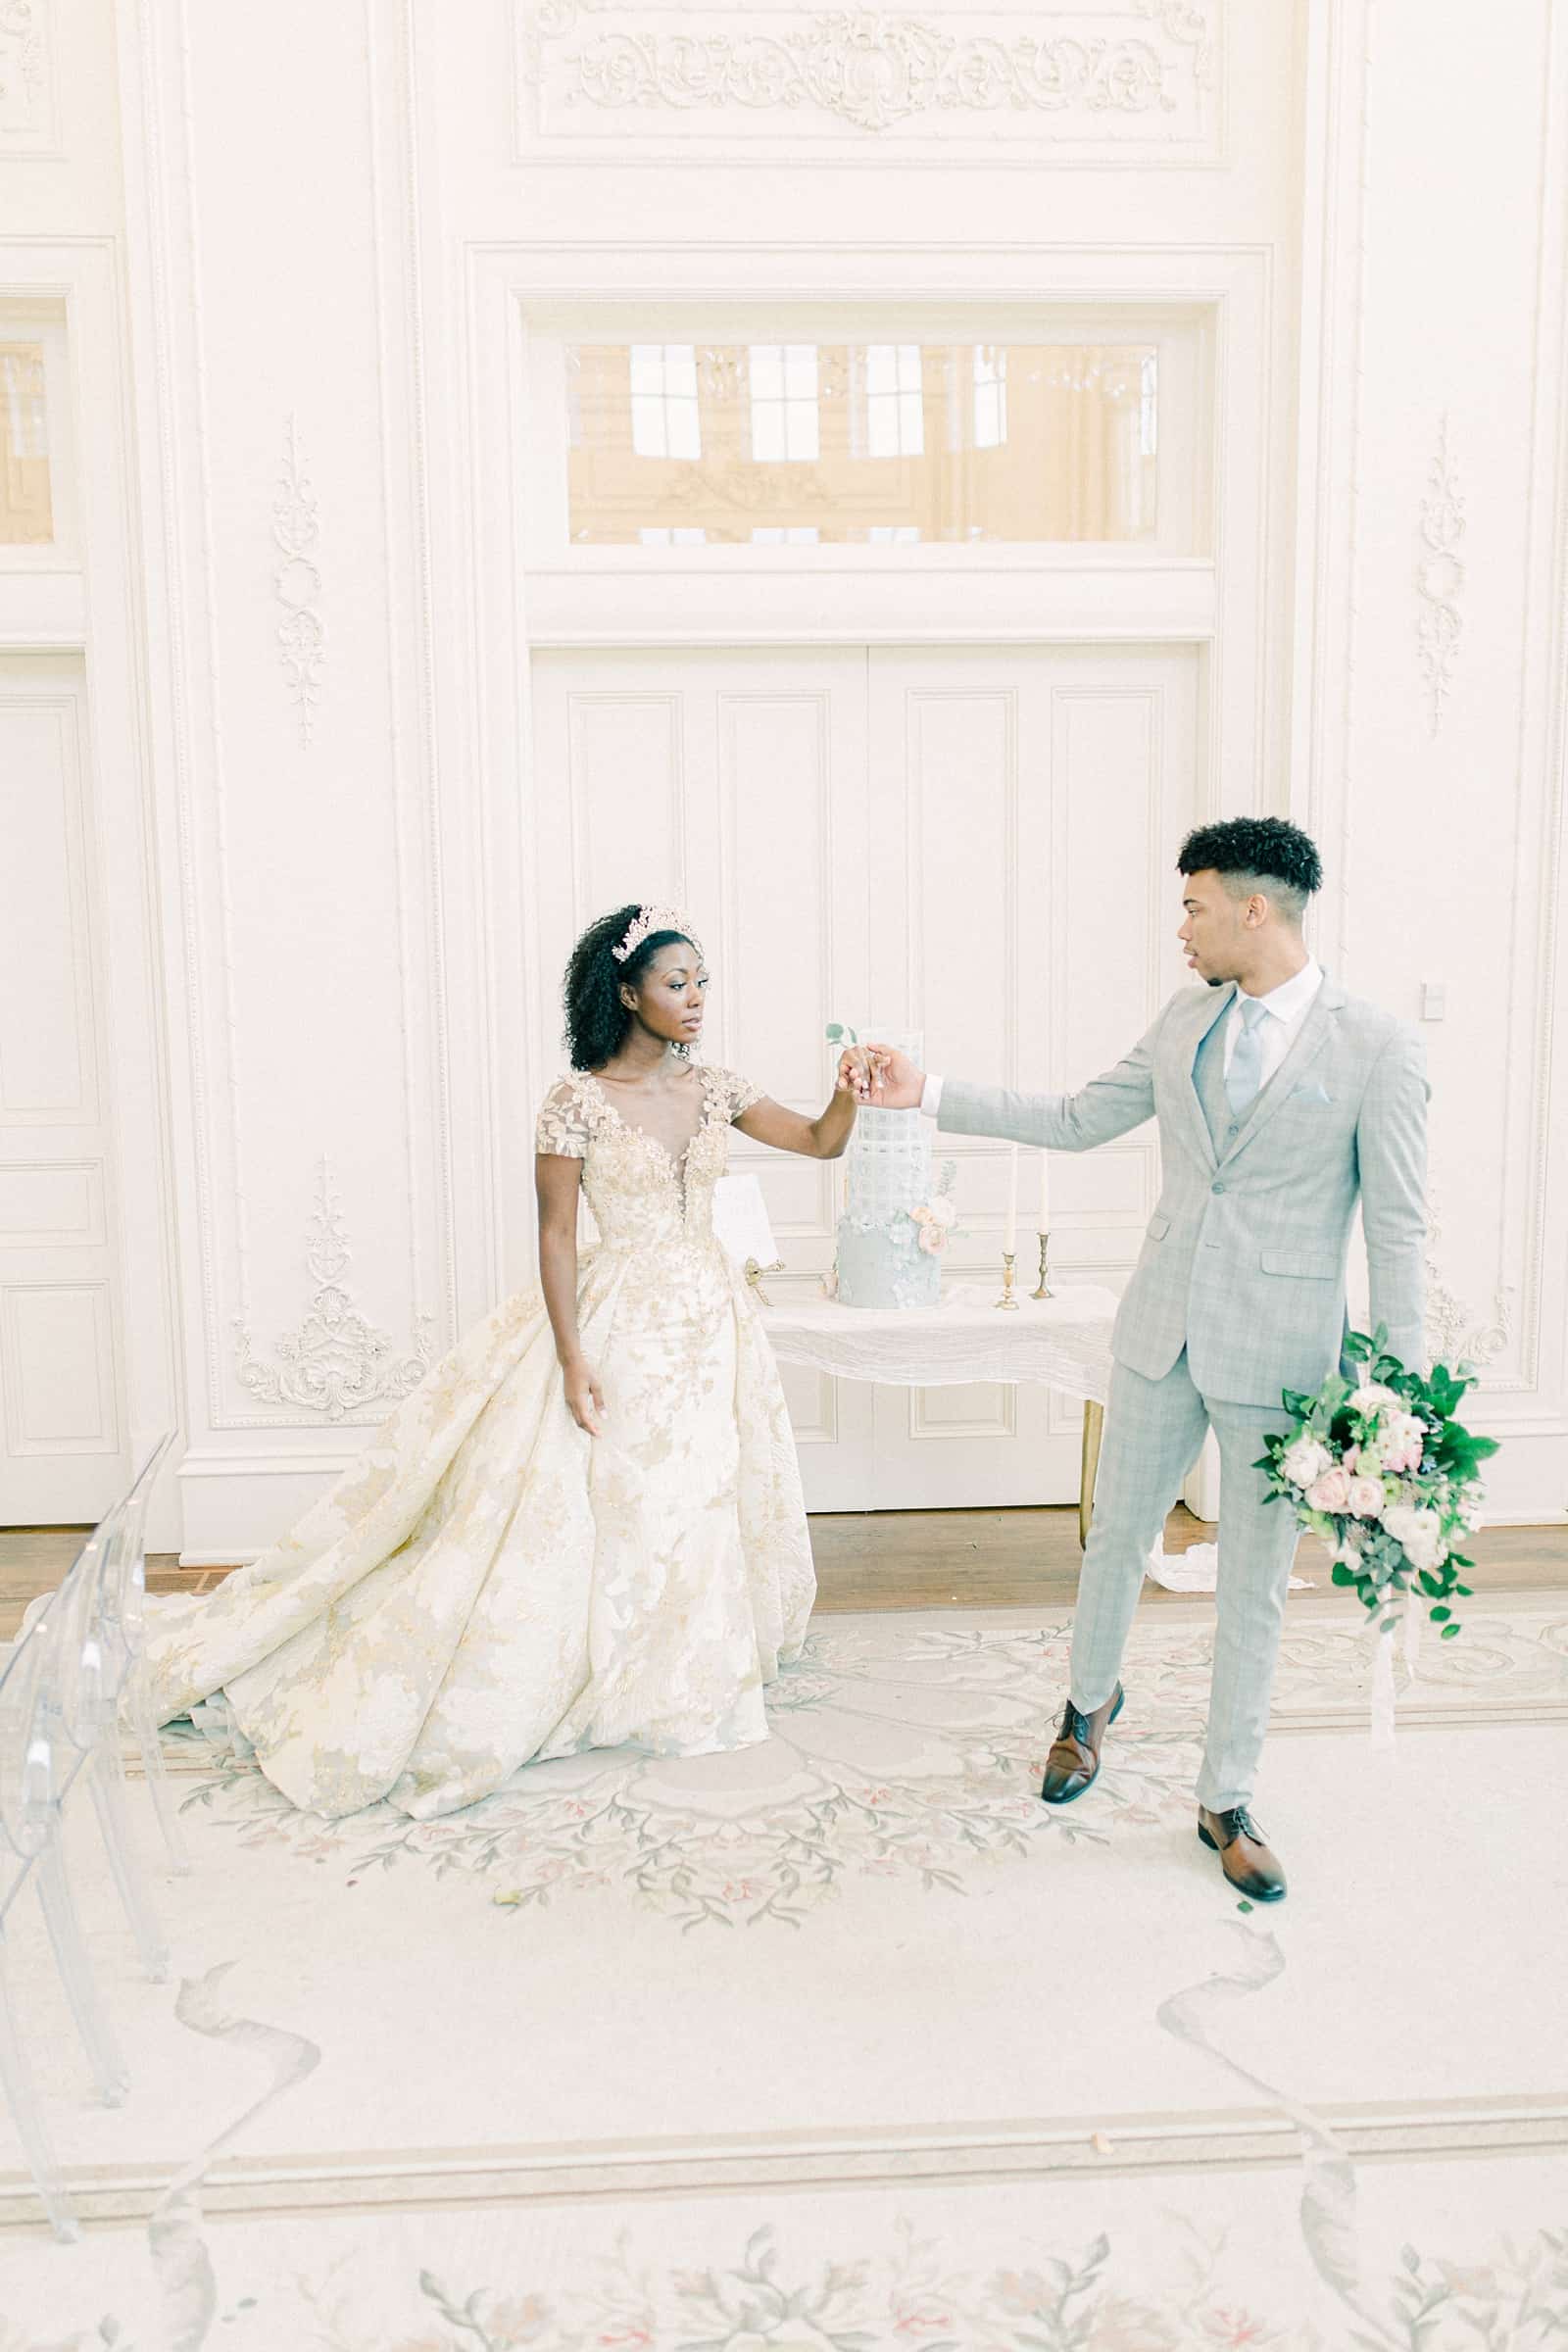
[937,974,1429,1808]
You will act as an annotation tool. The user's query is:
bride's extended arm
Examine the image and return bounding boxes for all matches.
[732,1046,879,1159]
[535,1152,605,1436]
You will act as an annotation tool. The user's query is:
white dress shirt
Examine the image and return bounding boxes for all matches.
[918,957,1324,1116]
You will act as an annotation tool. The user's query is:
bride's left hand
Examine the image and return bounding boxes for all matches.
[837,1045,887,1102]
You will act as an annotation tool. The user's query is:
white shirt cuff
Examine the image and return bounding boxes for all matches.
[919,1072,944,1117]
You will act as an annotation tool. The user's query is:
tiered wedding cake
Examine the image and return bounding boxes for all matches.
[834,1028,956,1309]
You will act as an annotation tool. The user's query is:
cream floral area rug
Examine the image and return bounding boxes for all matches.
[2,1594,1566,2349]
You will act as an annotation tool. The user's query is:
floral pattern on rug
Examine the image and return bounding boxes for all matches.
[175,1621,1205,1928]
[171,1607,1568,1930]
[16,2216,1568,2352]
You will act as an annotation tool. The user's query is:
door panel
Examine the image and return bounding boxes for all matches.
[0,657,126,1521]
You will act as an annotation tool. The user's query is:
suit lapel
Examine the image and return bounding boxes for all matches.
[1180,984,1235,1171]
[1220,974,1346,1161]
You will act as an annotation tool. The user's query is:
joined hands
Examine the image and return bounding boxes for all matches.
[835,1044,926,1109]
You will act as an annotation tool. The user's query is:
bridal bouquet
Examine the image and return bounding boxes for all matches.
[1253,1325,1497,1644]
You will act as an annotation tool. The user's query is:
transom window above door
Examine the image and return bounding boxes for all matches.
[0,301,73,558]
[528,310,1209,561]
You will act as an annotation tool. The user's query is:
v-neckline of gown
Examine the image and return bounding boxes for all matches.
[584,1066,714,1177]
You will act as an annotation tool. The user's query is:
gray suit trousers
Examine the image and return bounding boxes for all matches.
[1072,1348,1298,1812]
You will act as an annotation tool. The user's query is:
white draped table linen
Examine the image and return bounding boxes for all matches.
[757,1281,1121,1398]
[755,1284,1274,1595]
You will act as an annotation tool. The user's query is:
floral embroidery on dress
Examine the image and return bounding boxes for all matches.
[700,1062,765,1122]
[533,1073,600,1158]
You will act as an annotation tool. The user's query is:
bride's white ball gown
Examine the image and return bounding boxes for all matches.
[145,1066,815,1819]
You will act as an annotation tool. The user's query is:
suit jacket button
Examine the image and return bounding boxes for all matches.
[1211,1181,1226,1194]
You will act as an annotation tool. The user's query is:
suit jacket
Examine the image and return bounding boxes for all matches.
[937,976,1429,1408]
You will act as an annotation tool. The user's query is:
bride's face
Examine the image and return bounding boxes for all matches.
[622,941,709,1050]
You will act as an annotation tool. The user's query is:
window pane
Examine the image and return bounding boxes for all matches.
[564,340,1160,547]
[0,344,53,545]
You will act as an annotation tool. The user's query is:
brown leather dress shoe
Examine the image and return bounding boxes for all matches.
[1039,1684,1124,1804]
[1198,1804,1287,1901]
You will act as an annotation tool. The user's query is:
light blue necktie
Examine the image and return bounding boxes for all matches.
[1225,995,1271,1117]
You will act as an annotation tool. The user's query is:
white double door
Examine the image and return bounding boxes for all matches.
[529,642,1200,1509]
[0,655,128,1523]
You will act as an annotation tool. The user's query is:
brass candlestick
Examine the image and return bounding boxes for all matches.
[1031,1228,1054,1299]
[744,1256,785,1307]
[996,1250,1019,1310]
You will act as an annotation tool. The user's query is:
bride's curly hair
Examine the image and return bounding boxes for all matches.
[563,904,701,1070]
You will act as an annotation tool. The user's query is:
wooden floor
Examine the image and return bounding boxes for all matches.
[4,1508,1565,1640]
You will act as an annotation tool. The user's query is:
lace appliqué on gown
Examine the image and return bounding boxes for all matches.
[146,1061,812,1820]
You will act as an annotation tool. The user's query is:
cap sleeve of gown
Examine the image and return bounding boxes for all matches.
[534,1075,595,1158]
[707,1065,765,1122]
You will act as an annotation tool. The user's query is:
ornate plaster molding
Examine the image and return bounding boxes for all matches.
[1424,1182,1510,1374]
[272,415,325,748]
[0,0,54,150]
[232,1159,435,1423]
[517,3,1221,155]
[1414,412,1464,738]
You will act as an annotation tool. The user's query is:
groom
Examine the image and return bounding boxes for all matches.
[864,817,1429,1901]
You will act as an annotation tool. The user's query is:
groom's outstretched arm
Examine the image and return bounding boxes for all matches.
[929,1004,1167,1152]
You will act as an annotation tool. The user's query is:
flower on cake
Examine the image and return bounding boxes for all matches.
[909,1197,956,1254]
[908,1160,962,1255]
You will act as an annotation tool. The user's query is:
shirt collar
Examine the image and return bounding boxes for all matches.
[1238,956,1323,1025]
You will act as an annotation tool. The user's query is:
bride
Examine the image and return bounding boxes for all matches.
[145,903,876,1821]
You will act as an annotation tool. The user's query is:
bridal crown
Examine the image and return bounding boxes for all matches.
[612,905,703,964]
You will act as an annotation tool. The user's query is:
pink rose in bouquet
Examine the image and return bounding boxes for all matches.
[1305,1465,1352,1513]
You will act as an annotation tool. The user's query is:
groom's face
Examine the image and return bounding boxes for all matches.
[1178,868,1249,986]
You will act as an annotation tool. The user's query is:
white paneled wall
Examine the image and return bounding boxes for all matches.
[0,0,1563,1551]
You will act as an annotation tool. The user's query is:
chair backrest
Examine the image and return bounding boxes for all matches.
[0,1621,66,1914]
[5,1432,178,1817]
[48,1521,117,1758]
[98,1431,175,1671]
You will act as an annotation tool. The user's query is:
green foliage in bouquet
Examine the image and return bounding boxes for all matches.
[1252,1325,1499,1641]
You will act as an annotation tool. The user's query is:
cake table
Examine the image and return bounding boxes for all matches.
[756,1280,1118,1547]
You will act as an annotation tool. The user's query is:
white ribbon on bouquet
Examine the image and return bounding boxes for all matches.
[1368,1582,1423,1750]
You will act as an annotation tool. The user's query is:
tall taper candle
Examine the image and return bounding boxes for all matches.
[1004,1144,1018,1257]
[1038,1147,1051,1231]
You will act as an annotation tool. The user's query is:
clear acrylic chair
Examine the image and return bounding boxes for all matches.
[0,1616,94,2241]
[53,1505,172,1986]
[99,1434,187,1876]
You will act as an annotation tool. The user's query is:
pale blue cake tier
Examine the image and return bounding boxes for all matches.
[836,1215,942,1309]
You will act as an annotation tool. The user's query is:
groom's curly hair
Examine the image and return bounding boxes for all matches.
[1177,817,1323,923]
[562,904,701,1070]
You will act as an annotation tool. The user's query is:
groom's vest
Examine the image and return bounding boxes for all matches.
[1192,1001,1243,1156]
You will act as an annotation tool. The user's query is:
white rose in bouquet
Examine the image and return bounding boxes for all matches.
[1382,1501,1446,1575]
[1346,1475,1386,1519]
[1282,1437,1332,1490]
[1379,1411,1428,1474]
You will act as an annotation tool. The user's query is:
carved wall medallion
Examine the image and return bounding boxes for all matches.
[517,3,1221,159]
[272,416,325,748]
[232,1159,435,1422]
[1424,1181,1510,1374]
[0,0,54,150]
[1415,412,1464,738]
